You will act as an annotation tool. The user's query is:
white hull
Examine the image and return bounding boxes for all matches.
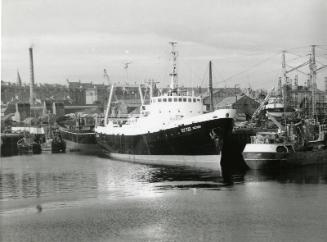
[105,152,222,171]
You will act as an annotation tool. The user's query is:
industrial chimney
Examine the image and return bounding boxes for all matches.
[29,47,35,105]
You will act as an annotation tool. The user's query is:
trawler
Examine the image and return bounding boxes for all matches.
[243,115,327,169]
[57,113,100,154]
[95,42,236,170]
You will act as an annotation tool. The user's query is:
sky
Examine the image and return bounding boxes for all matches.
[2,0,327,89]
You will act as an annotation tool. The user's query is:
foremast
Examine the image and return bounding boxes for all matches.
[169,41,178,93]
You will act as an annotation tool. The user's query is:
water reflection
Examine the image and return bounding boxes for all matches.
[1,171,98,201]
[1,154,327,206]
[245,165,327,184]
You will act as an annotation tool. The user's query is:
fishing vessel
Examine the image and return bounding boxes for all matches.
[264,96,295,118]
[17,134,42,155]
[57,113,101,154]
[95,42,236,170]
[243,117,327,169]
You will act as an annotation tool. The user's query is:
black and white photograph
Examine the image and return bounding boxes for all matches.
[1,0,327,241]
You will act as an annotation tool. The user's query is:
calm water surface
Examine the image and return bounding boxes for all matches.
[1,153,327,242]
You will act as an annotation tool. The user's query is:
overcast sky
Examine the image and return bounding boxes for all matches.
[2,0,327,89]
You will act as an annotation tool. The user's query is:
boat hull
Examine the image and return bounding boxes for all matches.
[59,129,101,154]
[96,118,233,170]
[244,146,327,169]
[107,153,221,170]
[243,152,288,169]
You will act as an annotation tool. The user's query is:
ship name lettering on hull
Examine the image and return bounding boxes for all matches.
[180,125,201,133]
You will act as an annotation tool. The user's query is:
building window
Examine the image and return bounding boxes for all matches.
[158,98,162,102]
[188,98,192,102]
[168,98,172,102]
[179,98,182,102]
[183,98,187,102]
[163,98,167,102]
[174,98,177,102]
[193,98,196,102]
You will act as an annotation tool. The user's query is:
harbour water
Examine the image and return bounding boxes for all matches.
[1,154,327,242]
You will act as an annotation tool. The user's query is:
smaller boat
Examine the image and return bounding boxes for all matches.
[243,131,294,169]
[17,134,42,155]
[264,96,295,118]
[243,120,327,169]
[57,113,100,154]
[51,129,66,153]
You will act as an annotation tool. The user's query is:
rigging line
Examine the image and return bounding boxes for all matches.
[215,69,282,85]
[316,59,326,66]
[212,64,226,83]
[221,52,280,82]
[286,45,311,51]
[316,46,327,52]
[286,52,309,59]
[286,55,308,63]
[196,62,209,88]
[179,59,204,85]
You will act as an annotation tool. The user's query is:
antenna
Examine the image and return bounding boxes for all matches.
[124,62,132,82]
[104,68,110,85]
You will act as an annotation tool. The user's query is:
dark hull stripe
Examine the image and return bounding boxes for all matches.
[96,118,233,156]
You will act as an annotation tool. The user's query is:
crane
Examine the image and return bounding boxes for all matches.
[251,87,275,122]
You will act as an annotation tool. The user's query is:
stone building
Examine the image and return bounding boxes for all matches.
[202,87,242,110]
[216,94,260,120]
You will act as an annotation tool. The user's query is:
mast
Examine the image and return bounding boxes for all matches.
[17,70,22,86]
[208,61,214,112]
[104,84,115,125]
[139,84,144,105]
[29,47,35,105]
[281,50,287,126]
[169,41,178,92]
[124,62,132,83]
[310,45,316,119]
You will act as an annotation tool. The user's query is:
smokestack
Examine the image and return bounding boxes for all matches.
[29,47,35,105]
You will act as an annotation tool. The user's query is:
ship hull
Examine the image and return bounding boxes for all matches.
[243,145,327,170]
[59,129,101,154]
[107,153,221,170]
[96,118,233,170]
[243,152,288,169]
